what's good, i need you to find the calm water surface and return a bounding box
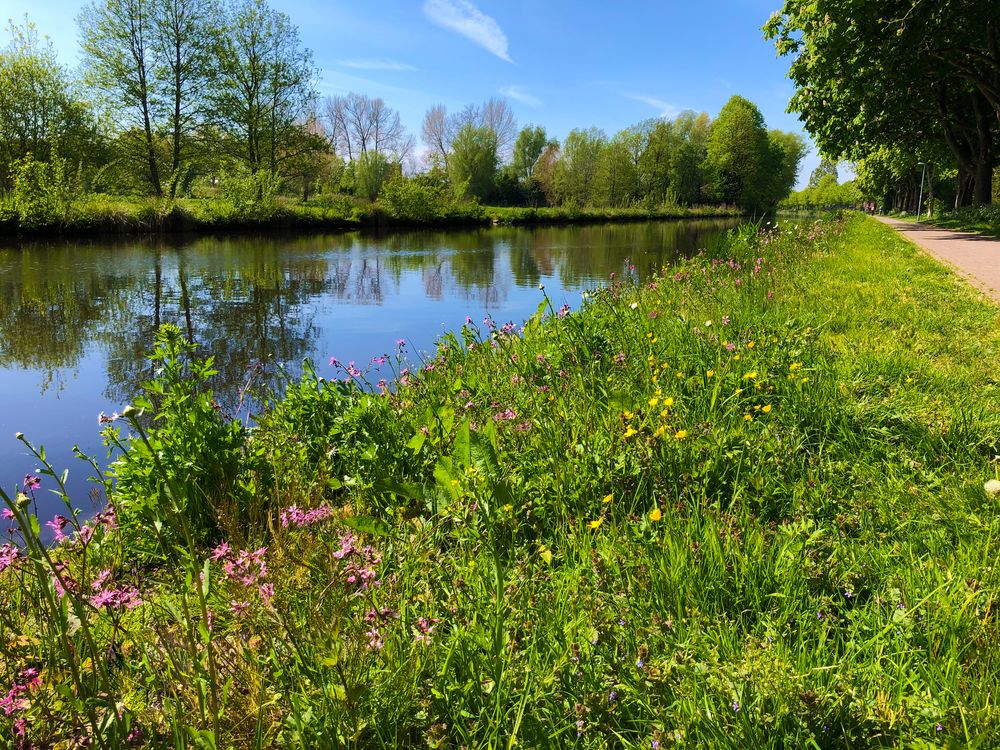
[0,219,738,518]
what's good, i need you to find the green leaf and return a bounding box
[453,419,471,468]
[341,515,391,537]
[406,431,427,454]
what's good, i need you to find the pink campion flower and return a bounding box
[46,515,69,542]
[14,718,26,737]
[22,474,40,492]
[77,525,94,545]
[0,544,19,574]
[91,569,112,591]
[230,600,250,617]
[396,338,406,347]
[558,304,570,318]
[210,542,230,560]
[259,583,275,605]
[1,508,13,520]
[329,357,339,366]
[366,627,383,651]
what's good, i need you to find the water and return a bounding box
[0,219,739,519]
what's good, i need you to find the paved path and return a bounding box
[876,216,1000,304]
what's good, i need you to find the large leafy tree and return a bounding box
[79,0,164,195]
[511,125,548,182]
[212,0,317,175]
[448,124,498,201]
[765,0,1000,205]
[555,128,606,206]
[0,20,100,188]
[152,0,221,195]
[705,96,772,211]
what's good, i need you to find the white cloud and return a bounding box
[500,85,541,107]
[338,58,417,72]
[423,0,513,63]
[623,93,681,119]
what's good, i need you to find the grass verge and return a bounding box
[2,214,1000,748]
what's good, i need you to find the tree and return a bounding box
[324,92,413,163]
[555,128,606,206]
[808,157,839,188]
[212,0,317,175]
[704,96,771,211]
[668,111,711,205]
[0,20,99,189]
[448,124,498,201]
[79,0,164,195]
[151,0,220,195]
[765,0,1000,205]
[511,125,547,181]
[421,104,451,169]
[764,129,807,206]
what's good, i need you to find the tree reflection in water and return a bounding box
[0,219,739,517]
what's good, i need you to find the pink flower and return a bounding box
[231,600,251,617]
[0,544,19,573]
[210,542,230,560]
[1,509,13,521]
[259,583,274,605]
[46,515,69,542]
[22,474,40,492]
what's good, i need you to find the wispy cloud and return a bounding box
[500,85,541,107]
[338,58,417,72]
[423,0,513,63]
[623,93,681,119]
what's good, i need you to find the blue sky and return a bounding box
[4,0,825,187]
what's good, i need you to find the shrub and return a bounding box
[219,167,282,219]
[10,153,73,228]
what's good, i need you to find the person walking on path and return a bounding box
[876,216,1000,304]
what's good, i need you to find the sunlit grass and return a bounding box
[3,214,1000,747]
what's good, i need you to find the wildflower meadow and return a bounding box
[3,214,1000,748]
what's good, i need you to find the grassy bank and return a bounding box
[0,194,742,238]
[888,205,1000,238]
[3,214,1000,748]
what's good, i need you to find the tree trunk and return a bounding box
[974,159,993,205]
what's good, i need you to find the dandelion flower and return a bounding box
[674,430,688,440]
[707,370,715,378]
[762,404,772,413]
[588,518,604,530]
[648,508,662,522]
[602,493,613,504]
[986,479,1000,497]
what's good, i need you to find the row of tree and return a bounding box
[766,0,999,211]
[1,1,805,217]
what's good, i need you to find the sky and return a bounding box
[3,0,826,188]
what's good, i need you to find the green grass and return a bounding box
[3,214,1000,748]
[0,193,742,237]
[889,204,1000,239]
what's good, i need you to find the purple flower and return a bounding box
[22,474,40,492]
[1,508,13,521]
[46,515,69,542]
[731,700,740,712]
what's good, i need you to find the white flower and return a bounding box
[630,302,639,310]
[704,320,713,327]
[985,479,1000,497]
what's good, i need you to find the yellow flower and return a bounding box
[651,337,658,343]
[648,397,659,407]
[663,397,674,407]
[747,341,755,349]
[744,371,758,380]
[588,518,604,530]
[762,404,772,413]
[623,427,638,438]
[646,332,653,339]
[789,362,802,371]
[503,504,513,512]
[674,429,688,440]
[905,377,914,384]
[706,370,715,378]
[624,411,635,420]
[648,508,662,522]
[734,354,741,361]
[602,493,613,504]
[744,414,753,421]
[659,409,670,418]
[653,425,666,438]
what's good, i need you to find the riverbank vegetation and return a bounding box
[4,214,1000,747]
[766,1,1000,214]
[0,1,803,235]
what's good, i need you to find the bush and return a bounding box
[378,177,448,221]
[219,167,282,219]
[10,153,73,228]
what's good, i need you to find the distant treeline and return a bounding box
[1,0,805,230]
